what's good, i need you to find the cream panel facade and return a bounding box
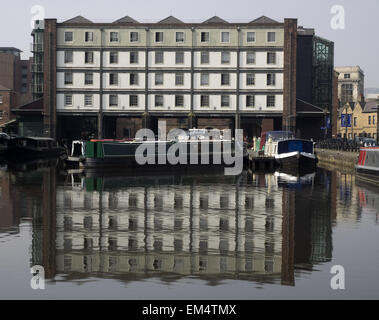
[193,51,237,68]
[57,51,101,68]
[147,94,191,111]
[148,28,192,47]
[239,73,283,90]
[57,72,100,89]
[57,93,100,110]
[240,28,284,47]
[103,28,148,47]
[239,94,283,111]
[57,28,102,47]
[148,51,192,68]
[193,94,237,111]
[193,73,237,90]
[103,73,146,89]
[103,94,145,111]
[148,72,191,90]
[103,51,146,68]
[239,51,284,68]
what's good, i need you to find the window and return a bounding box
[65,31,73,42]
[369,116,371,125]
[85,72,93,85]
[246,52,255,64]
[354,117,357,127]
[155,32,164,42]
[84,95,93,106]
[110,52,118,64]
[130,73,138,85]
[155,51,164,64]
[200,73,209,85]
[201,51,209,64]
[221,32,229,43]
[155,73,163,85]
[64,51,73,63]
[64,72,73,85]
[64,94,72,106]
[130,95,138,106]
[267,32,276,42]
[267,52,276,64]
[175,73,184,85]
[110,32,119,42]
[130,51,138,64]
[246,95,255,107]
[221,73,230,85]
[246,73,255,86]
[0,95,3,104]
[344,74,351,79]
[267,95,276,107]
[267,73,276,86]
[175,95,184,107]
[109,73,118,85]
[201,32,209,42]
[341,84,353,103]
[176,32,184,42]
[130,32,139,42]
[201,95,209,107]
[374,116,376,125]
[247,32,256,42]
[109,95,118,106]
[221,95,230,107]
[175,52,184,64]
[221,51,230,64]
[85,51,93,64]
[155,95,164,107]
[0,111,3,119]
[85,32,93,42]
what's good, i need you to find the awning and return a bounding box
[0,119,17,128]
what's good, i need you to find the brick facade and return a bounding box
[283,19,297,132]
[43,19,57,138]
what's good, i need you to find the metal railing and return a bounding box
[315,139,361,152]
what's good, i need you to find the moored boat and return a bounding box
[261,131,317,173]
[6,136,65,161]
[356,147,379,186]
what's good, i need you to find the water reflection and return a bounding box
[1,165,376,289]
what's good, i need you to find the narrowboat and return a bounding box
[356,147,379,186]
[68,135,246,169]
[261,131,317,172]
[6,137,65,161]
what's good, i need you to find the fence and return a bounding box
[315,139,361,152]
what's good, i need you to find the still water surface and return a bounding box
[0,164,378,299]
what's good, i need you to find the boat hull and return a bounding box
[276,152,317,174]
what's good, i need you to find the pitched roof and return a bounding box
[363,100,379,113]
[249,15,279,24]
[63,15,93,24]
[13,98,43,112]
[158,16,184,24]
[0,84,11,91]
[202,16,229,24]
[113,16,139,24]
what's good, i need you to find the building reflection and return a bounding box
[0,166,348,287]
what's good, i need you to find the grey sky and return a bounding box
[1,0,378,88]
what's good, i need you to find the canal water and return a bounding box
[0,164,378,300]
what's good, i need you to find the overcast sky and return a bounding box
[1,0,378,88]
